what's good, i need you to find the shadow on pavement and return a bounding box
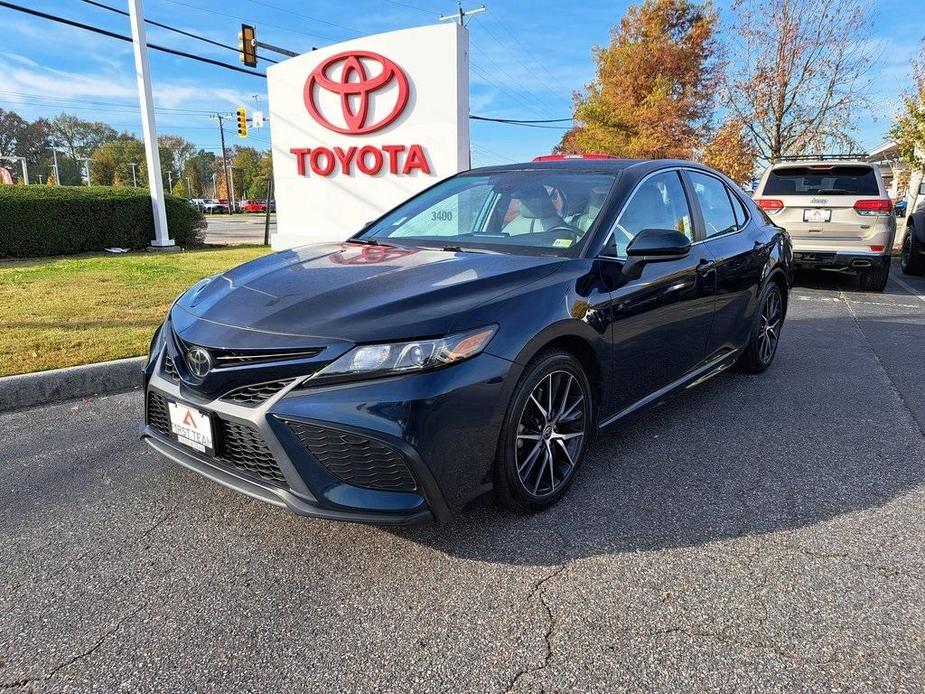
[388,305,925,565]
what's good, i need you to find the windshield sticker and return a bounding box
[553,238,573,248]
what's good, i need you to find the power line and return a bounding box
[0,1,267,78]
[471,115,573,124]
[160,0,342,44]
[79,0,279,64]
[477,13,572,96]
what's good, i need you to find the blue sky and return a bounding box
[1,0,921,166]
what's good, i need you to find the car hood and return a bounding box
[172,242,564,345]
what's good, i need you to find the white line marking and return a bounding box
[891,274,925,304]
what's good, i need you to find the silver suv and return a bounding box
[754,157,896,291]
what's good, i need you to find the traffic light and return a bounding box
[239,24,257,68]
[236,107,248,138]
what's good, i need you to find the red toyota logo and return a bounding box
[304,50,410,135]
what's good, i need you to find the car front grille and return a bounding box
[221,379,295,406]
[284,420,417,492]
[173,333,324,369]
[146,390,287,487]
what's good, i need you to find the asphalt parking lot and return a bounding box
[203,214,276,245]
[2,266,924,693]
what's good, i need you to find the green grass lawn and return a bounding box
[0,246,271,377]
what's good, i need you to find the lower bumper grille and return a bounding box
[146,391,286,486]
[284,420,417,492]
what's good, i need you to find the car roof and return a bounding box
[465,158,715,175]
[769,159,873,168]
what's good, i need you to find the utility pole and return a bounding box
[211,172,217,198]
[48,147,61,186]
[129,162,139,187]
[128,0,174,248]
[186,175,192,198]
[211,113,235,212]
[438,2,486,25]
[167,170,173,193]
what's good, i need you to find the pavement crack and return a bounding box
[0,605,144,690]
[505,563,570,693]
[840,290,925,437]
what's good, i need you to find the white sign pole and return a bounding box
[128,0,174,248]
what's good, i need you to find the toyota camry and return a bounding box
[142,158,792,524]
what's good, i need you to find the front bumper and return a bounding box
[142,349,516,524]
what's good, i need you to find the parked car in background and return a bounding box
[900,180,925,275]
[201,199,228,214]
[142,157,791,524]
[753,156,895,291]
[242,199,268,213]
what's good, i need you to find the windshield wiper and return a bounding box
[347,237,389,246]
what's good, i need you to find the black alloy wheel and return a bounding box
[901,232,925,276]
[494,351,593,512]
[757,286,783,366]
[737,281,785,374]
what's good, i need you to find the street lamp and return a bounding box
[47,146,62,186]
[77,157,93,186]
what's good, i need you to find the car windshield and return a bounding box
[764,165,879,196]
[358,170,617,256]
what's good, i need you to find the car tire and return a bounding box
[736,280,785,375]
[493,350,594,513]
[859,258,890,292]
[901,232,925,276]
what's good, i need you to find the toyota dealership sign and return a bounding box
[267,23,470,249]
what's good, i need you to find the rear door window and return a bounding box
[688,171,737,238]
[763,166,879,196]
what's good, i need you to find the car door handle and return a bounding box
[696,259,716,276]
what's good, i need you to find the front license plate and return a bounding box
[167,401,214,455]
[803,208,831,223]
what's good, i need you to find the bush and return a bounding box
[0,186,206,258]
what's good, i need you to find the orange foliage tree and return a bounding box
[558,0,718,159]
[700,119,757,183]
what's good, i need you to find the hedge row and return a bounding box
[0,186,206,258]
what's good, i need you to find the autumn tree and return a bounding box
[890,40,925,204]
[50,114,117,160]
[700,119,757,183]
[90,138,146,186]
[723,0,874,161]
[890,41,925,169]
[558,0,718,159]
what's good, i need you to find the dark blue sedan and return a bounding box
[142,158,792,524]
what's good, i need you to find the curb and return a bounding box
[0,357,146,413]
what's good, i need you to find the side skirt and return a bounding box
[598,349,740,431]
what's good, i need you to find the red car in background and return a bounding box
[242,199,268,213]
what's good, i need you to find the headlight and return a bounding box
[309,325,497,384]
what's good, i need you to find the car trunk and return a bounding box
[758,165,887,241]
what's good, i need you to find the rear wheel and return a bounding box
[737,281,784,374]
[859,258,890,292]
[901,232,925,276]
[494,350,593,513]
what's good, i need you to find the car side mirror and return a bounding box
[621,228,691,279]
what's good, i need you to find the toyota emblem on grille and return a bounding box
[186,347,212,378]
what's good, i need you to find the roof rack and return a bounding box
[773,153,868,163]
